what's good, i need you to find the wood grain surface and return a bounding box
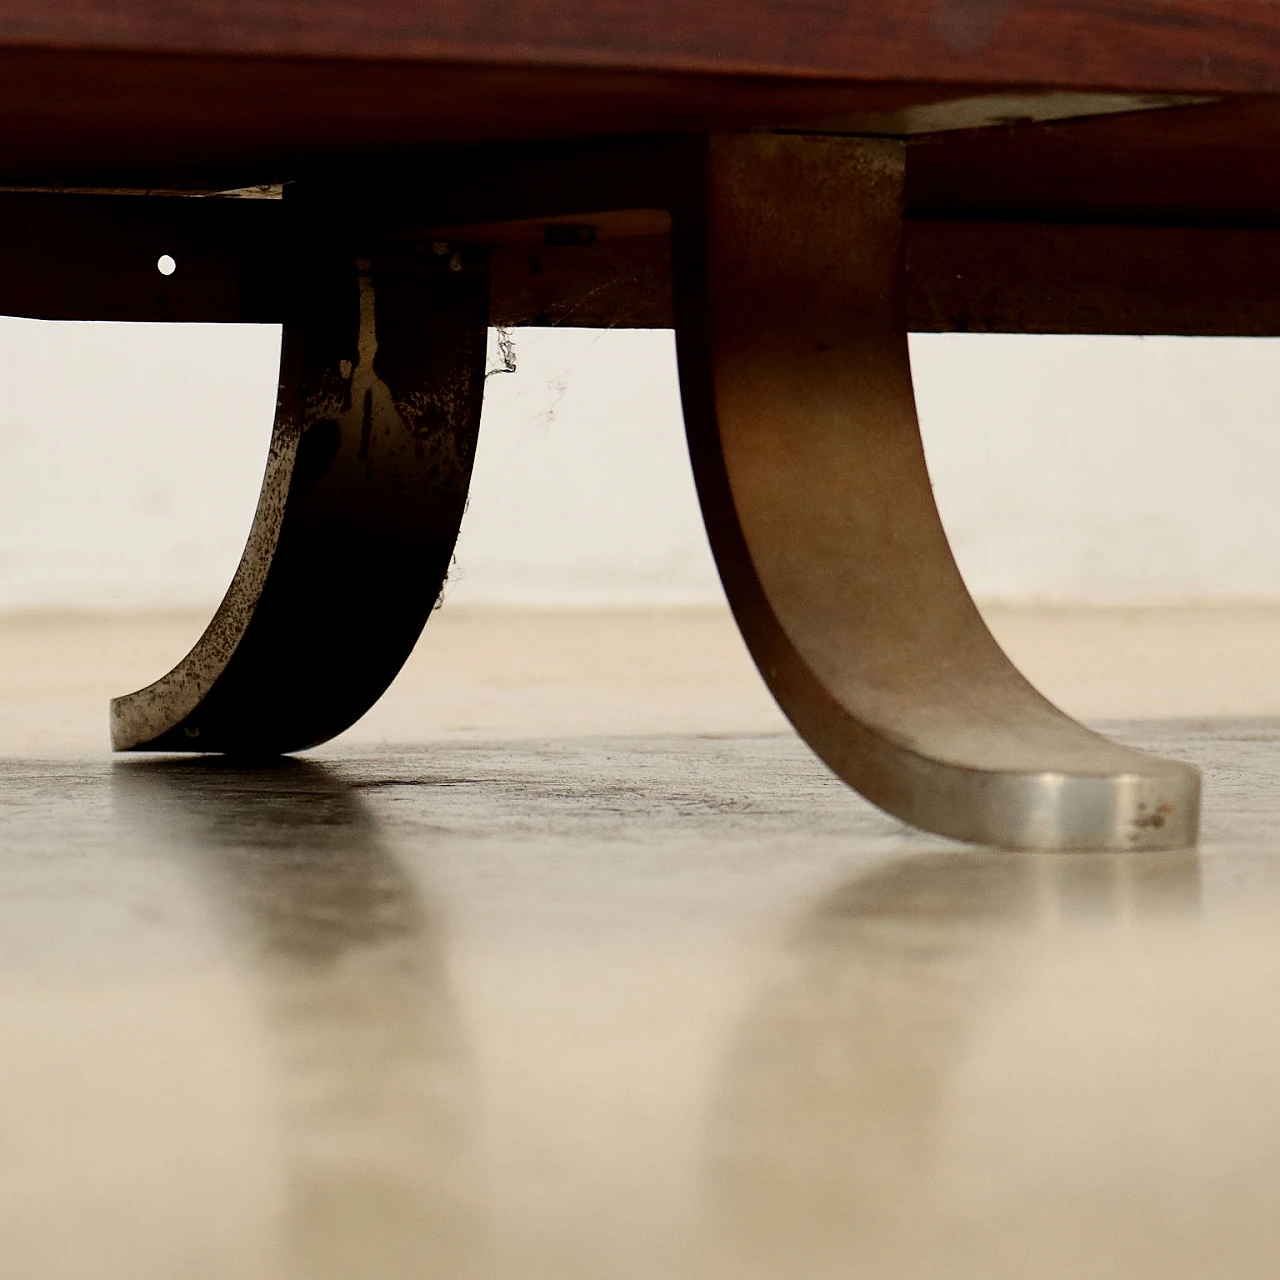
[0,50,991,182]
[1,0,1279,95]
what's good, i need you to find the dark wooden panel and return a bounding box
[907,97,1280,225]
[904,221,1280,336]
[0,50,976,185]
[0,53,1277,236]
[489,236,673,330]
[3,56,1278,233]
[488,221,1280,335]
[0,2,1278,214]
[4,191,1280,338]
[0,194,281,322]
[2,0,1280,95]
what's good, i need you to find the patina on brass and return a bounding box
[111,228,488,754]
[671,133,1199,850]
[107,134,1201,849]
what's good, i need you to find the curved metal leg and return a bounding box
[112,242,488,754]
[671,133,1199,850]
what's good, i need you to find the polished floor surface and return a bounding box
[4,609,1280,1278]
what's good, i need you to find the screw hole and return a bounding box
[156,254,177,277]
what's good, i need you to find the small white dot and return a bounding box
[156,254,177,276]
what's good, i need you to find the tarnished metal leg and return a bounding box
[672,133,1199,850]
[112,242,488,754]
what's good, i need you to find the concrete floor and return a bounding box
[4,607,1280,1278]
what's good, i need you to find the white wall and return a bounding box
[0,316,1277,610]
[915,333,1280,604]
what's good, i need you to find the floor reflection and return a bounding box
[112,758,482,1280]
[706,848,1203,1280]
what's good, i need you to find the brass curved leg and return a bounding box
[112,242,488,754]
[672,133,1199,850]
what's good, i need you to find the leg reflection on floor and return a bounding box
[2,728,1280,1278]
[112,759,483,1280]
[707,849,1206,1280]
